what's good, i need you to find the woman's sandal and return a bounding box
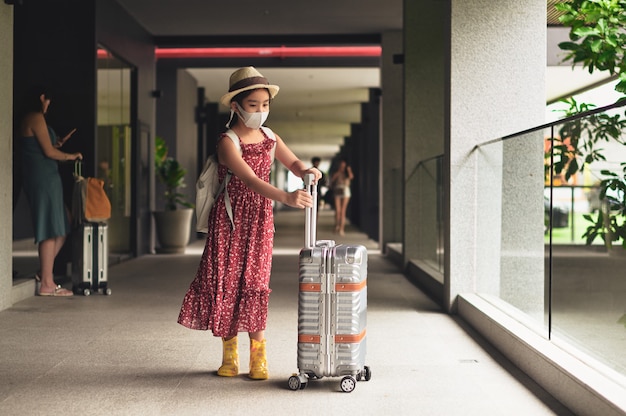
[38,285,73,297]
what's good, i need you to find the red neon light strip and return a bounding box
[98,46,380,59]
[154,46,381,59]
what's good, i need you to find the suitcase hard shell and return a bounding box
[288,174,371,393]
[72,222,111,296]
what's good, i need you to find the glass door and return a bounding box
[97,46,132,257]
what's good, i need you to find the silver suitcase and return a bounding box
[288,175,371,393]
[72,222,111,296]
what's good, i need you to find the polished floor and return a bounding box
[3,209,574,416]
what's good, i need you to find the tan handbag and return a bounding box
[72,162,111,225]
[85,177,111,222]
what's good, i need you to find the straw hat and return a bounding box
[219,66,280,107]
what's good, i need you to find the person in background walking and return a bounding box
[330,158,354,236]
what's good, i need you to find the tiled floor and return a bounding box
[3,209,574,415]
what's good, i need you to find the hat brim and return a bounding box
[220,84,280,108]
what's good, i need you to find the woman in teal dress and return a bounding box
[18,87,82,296]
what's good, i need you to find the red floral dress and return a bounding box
[178,131,275,337]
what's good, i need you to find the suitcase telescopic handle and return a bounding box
[74,160,82,177]
[304,173,317,248]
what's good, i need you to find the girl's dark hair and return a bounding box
[232,89,257,106]
[229,90,254,127]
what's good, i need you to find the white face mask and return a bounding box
[235,103,269,129]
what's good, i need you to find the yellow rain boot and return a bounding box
[249,338,269,380]
[217,337,239,377]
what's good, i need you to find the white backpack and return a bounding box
[195,127,276,233]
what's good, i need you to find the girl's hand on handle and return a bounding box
[302,167,322,184]
[284,189,313,209]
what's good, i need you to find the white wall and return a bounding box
[0,4,14,311]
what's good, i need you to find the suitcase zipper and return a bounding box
[324,245,335,376]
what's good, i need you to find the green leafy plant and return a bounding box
[155,136,193,210]
[550,97,626,181]
[551,97,626,249]
[581,163,626,248]
[556,0,626,92]
[554,0,626,248]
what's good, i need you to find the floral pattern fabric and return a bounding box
[178,132,275,337]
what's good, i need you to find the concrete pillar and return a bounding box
[403,1,446,270]
[175,69,200,212]
[1,3,13,311]
[351,88,380,241]
[447,0,546,315]
[156,67,200,213]
[381,31,404,252]
[404,0,546,316]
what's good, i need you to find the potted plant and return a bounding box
[153,136,194,253]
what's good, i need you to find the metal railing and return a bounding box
[407,154,445,276]
[472,99,626,382]
[405,100,626,380]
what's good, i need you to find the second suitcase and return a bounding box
[288,174,371,393]
[72,222,111,296]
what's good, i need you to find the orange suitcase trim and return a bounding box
[335,280,367,292]
[299,283,321,292]
[298,330,366,345]
[298,334,321,343]
[335,329,366,344]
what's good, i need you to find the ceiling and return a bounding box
[114,0,612,160]
[115,0,403,37]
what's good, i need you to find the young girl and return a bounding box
[177,67,321,380]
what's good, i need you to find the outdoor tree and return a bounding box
[557,0,626,90]
[554,0,626,248]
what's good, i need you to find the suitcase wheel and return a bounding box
[82,288,91,296]
[96,282,111,296]
[340,376,357,393]
[363,366,372,381]
[355,366,372,382]
[288,375,307,391]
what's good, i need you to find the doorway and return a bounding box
[97,46,133,259]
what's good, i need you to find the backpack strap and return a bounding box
[223,129,241,153]
[218,131,241,229]
[260,126,277,161]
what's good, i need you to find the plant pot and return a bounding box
[154,208,193,254]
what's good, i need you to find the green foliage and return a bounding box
[556,0,626,92]
[551,97,626,181]
[581,163,626,248]
[555,0,626,247]
[155,136,194,210]
[552,99,626,247]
